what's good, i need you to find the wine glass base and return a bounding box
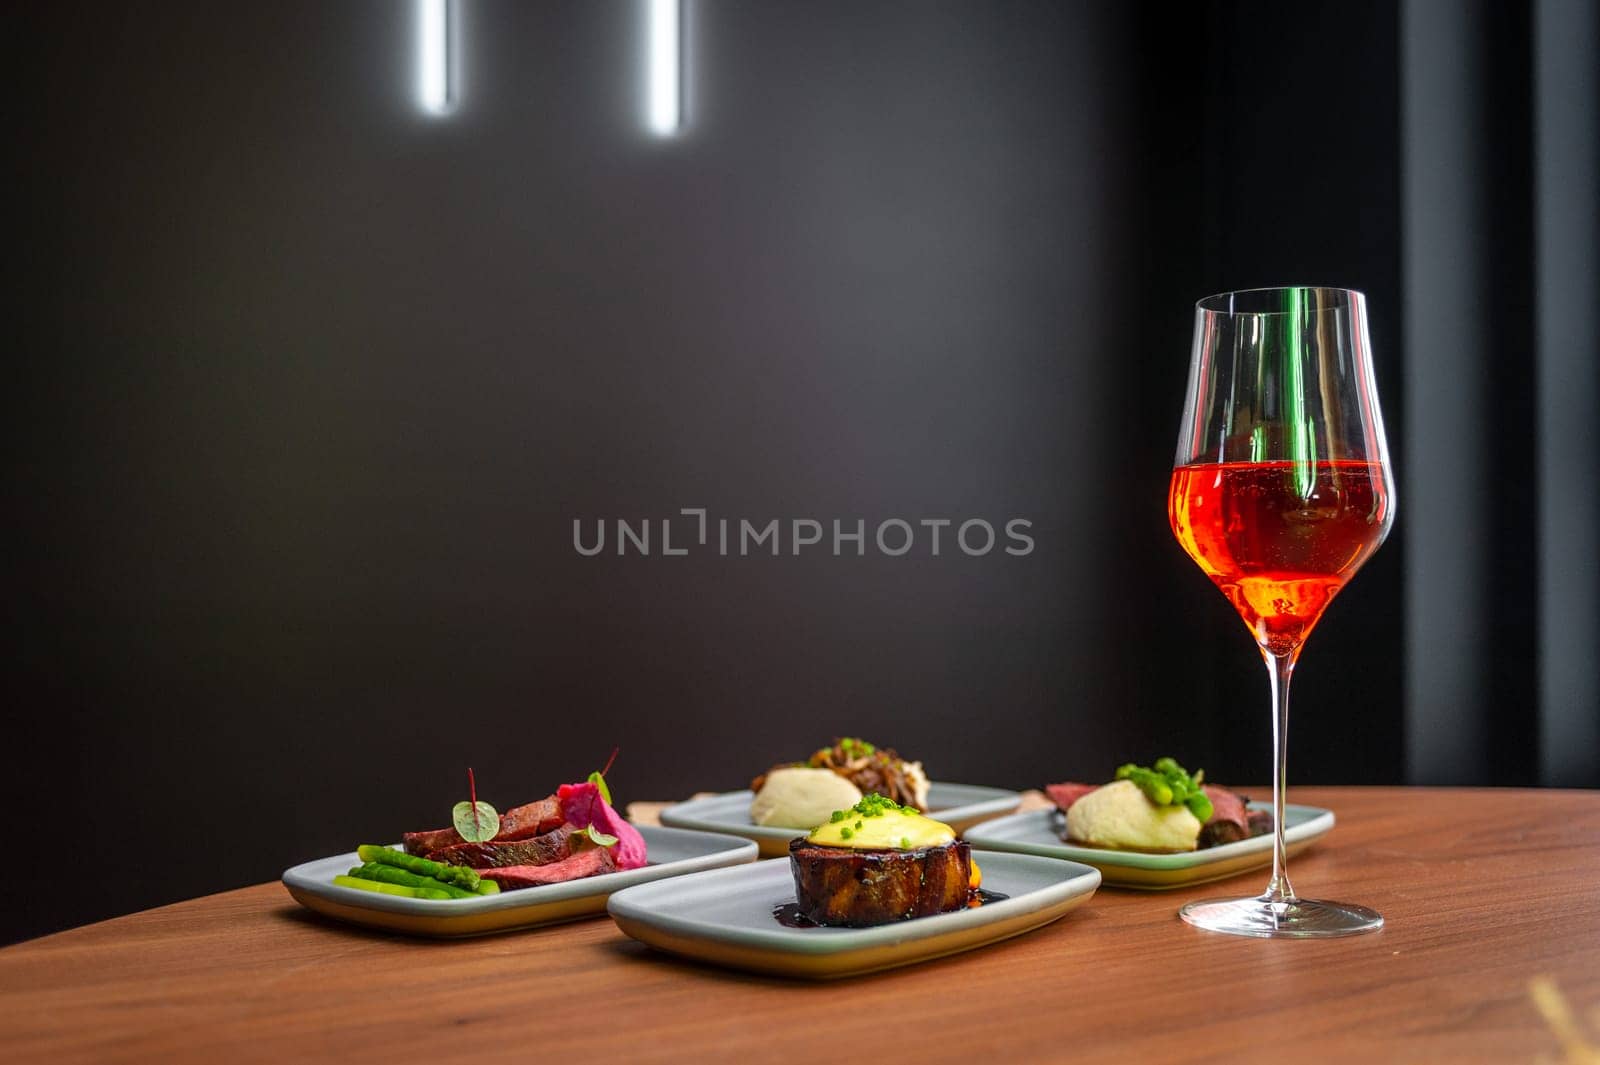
[1179,895,1383,939]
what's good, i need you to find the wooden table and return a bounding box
[4,788,1598,1064]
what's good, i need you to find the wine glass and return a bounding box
[1169,286,1394,938]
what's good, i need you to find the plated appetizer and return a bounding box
[779,793,994,928]
[660,780,1022,859]
[1047,758,1270,854]
[341,759,647,899]
[749,737,930,828]
[606,844,1100,979]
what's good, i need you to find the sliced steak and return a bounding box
[495,797,566,841]
[1198,785,1254,846]
[424,824,577,869]
[402,796,566,857]
[478,849,617,890]
[788,838,972,927]
[402,825,463,856]
[1045,782,1100,812]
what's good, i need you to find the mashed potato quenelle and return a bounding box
[749,767,864,829]
[1064,779,1203,852]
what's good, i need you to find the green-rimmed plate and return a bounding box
[607,850,1099,979]
[658,782,1022,859]
[963,802,1334,889]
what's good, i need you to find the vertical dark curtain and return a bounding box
[1131,0,1409,790]
[1402,0,1600,786]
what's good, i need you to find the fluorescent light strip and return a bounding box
[418,0,455,117]
[648,0,682,135]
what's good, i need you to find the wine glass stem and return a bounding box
[1263,647,1299,904]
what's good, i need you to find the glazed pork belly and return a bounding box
[789,838,972,926]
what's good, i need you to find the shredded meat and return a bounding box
[751,739,927,810]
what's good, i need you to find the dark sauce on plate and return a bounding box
[771,903,819,928]
[772,888,1010,929]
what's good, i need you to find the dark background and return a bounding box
[5,1,1594,946]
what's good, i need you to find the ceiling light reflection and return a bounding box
[417,0,456,117]
[647,0,682,136]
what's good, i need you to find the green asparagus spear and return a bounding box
[356,844,481,891]
[332,874,452,900]
[347,863,481,899]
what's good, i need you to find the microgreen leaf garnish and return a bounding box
[452,767,500,842]
[583,824,619,848]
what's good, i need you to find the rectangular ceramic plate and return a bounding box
[281,825,759,937]
[607,850,1100,979]
[962,802,1334,889]
[658,782,1022,858]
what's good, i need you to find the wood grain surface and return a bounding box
[3,787,1598,1064]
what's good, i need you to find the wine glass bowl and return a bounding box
[1169,460,1391,657]
[1170,286,1394,938]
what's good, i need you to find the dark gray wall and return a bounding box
[6,1,1413,944]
